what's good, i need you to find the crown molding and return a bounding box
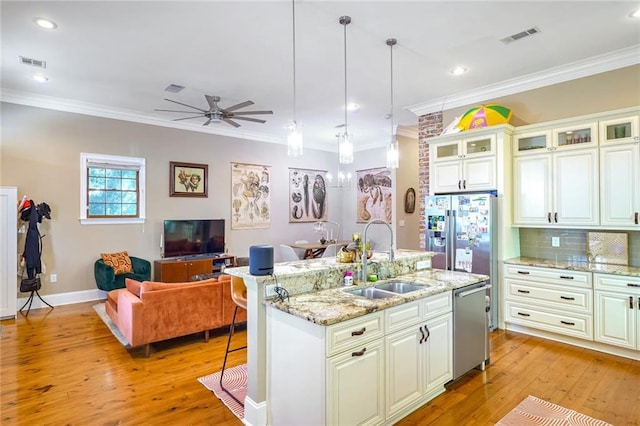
[406,45,640,117]
[0,89,285,145]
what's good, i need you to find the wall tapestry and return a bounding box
[356,167,393,223]
[231,162,271,229]
[288,168,328,222]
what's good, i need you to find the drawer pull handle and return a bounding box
[560,320,575,326]
[423,325,430,342]
[547,212,551,223]
[458,180,462,190]
[638,297,639,311]
[517,312,530,317]
[554,212,558,223]
[560,296,575,301]
[352,347,367,357]
[351,327,366,336]
[559,275,574,280]
[627,283,640,288]
[517,271,530,275]
[462,180,466,189]
[635,212,639,225]
[630,296,634,310]
[419,325,425,344]
[517,289,530,294]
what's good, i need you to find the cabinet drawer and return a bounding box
[422,291,452,321]
[505,279,592,314]
[385,300,422,334]
[594,273,640,294]
[506,302,592,340]
[504,265,591,288]
[326,312,384,357]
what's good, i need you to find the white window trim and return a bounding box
[80,152,146,225]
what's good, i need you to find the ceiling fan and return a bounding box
[155,95,273,128]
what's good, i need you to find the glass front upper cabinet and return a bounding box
[463,134,495,157]
[433,141,460,160]
[514,130,551,155]
[599,115,639,145]
[554,122,598,149]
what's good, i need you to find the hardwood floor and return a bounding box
[2,302,639,425]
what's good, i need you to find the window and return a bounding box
[80,153,146,225]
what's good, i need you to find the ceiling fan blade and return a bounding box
[172,115,206,121]
[155,109,202,113]
[231,116,267,124]
[202,118,213,126]
[223,118,241,128]
[228,110,273,116]
[205,95,219,110]
[164,98,207,112]
[223,100,254,112]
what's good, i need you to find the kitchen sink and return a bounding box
[343,287,396,299]
[374,281,423,294]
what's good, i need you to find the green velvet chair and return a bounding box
[94,257,151,291]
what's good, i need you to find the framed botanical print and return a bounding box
[356,167,392,223]
[231,162,271,229]
[170,161,208,197]
[289,168,328,222]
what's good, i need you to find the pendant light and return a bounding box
[386,38,399,169]
[287,0,303,157]
[338,15,353,164]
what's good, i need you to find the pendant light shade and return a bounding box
[287,0,303,157]
[386,38,399,169]
[338,133,353,164]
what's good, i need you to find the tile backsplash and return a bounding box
[518,228,640,267]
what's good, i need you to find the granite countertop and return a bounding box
[265,269,489,326]
[504,257,640,277]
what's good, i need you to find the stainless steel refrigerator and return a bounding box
[425,192,497,330]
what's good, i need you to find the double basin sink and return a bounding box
[344,281,423,299]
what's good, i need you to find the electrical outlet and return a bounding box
[50,274,57,283]
[551,237,560,247]
[416,259,431,270]
[265,284,277,298]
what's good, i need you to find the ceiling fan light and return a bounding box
[287,126,303,157]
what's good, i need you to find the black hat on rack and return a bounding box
[36,202,51,222]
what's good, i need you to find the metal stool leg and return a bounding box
[219,305,247,407]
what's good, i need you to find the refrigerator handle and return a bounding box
[447,209,454,270]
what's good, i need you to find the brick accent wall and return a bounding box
[417,112,443,249]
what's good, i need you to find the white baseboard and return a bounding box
[243,396,267,426]
[17,288,107,312]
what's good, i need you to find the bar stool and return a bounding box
[219,276,247,406]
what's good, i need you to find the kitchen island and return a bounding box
[224,250,489,425]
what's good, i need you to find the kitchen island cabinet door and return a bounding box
[327,339,385,426]
[423,313,453,393]
[385,326,423,419]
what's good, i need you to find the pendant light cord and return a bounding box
[292,0,297,125]
[340,16,351,137]
[387,38,397,138]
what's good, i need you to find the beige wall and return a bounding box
[395,135,420,250]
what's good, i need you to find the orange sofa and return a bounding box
[106,275,243,356]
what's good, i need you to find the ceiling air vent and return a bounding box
[164,84,185,93]
[19,56,47,68]
[500,27,541,44]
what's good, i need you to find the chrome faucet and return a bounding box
[362,219,394,282]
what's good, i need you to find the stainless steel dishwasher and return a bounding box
[452,281,492,381]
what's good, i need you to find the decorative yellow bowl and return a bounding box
[336,248,355,263]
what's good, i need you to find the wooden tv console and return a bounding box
[153,255,237,283]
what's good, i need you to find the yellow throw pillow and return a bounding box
[101,251,133,275]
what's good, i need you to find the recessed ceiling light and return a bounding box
[33,17,57,29]
[347,103,360,111]
[450,66,468,76]
[631,8,640,18]
[33,75,49,83]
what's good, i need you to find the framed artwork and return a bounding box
[289,168,328,222]
[170,161,208,197]
[404,187,416,213]
[231,162,271,229]
[356,167,392,223]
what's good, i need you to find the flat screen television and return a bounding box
[162,219,225,258]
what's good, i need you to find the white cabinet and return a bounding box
[599,138,640,228]
[267,291,453,426]
[513,148,599,226]
[384,293,452,422]
[599,115,639,145]
[594,273,640,351]
[504,264,593,340]
[429,129,510,194]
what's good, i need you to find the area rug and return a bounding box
[198,364,246,421]
[92,302,131,348]
[497,395,612,425]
